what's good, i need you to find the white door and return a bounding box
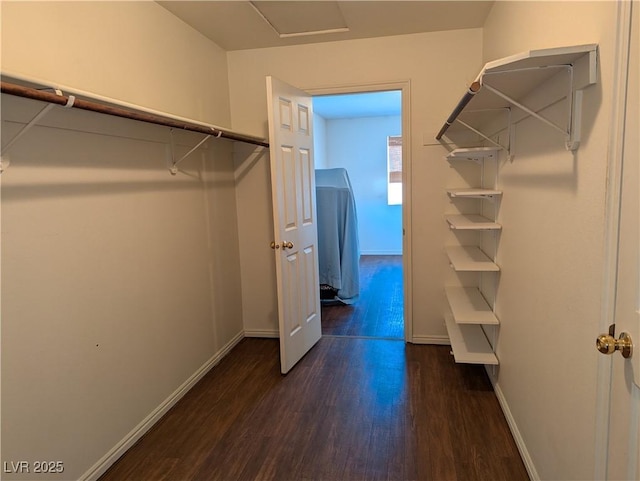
[602,2,640,479]
[266,76,322,374]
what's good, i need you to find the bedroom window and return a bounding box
[387,135,402,205]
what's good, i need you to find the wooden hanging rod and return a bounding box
[435,81,481,140]
[1,81,269,148]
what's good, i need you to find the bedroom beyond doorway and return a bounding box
[321,255,403,339]
[313,90,404,340]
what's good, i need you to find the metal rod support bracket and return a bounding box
[0,89,78,173]
[0,101,57,173]
[167,131,212,175]
[481,64,584,151]
[454,118,510,154]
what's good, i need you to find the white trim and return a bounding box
[79,331,245,481]
[410,334,450,345]
[244,328,279,338]
[307,80,413,344]
[595,2,634,479]
[493,382,540,481]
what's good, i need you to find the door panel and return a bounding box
[284,253,301,336]
[281,146,297,230]
[606,2,639,479]
[266,76,321,374]
[300,148,313,225]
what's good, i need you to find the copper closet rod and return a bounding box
[1,81,270,148]
[435,81,482,140]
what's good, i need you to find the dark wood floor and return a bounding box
[100,338,529,481]
[322,255,404,339]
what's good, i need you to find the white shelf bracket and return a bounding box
[0,156,11,174]
[454,118,510,154]
[482,64,585,152]
[446,107,512,158]
[566,89,583,151]
[1,102,55,174]
[0,89,75,174]
[482,82,567,134]
[1,103,55,157]
[166,129,215,175]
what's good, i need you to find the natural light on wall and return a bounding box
[387,135,402,205]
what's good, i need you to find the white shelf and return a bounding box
[445,286,499,325]
[445,214,501,231]
[446,246,499,272]
[447,188,502,199]
[446,147,499,161]
[475,44,598,106]
[437,44,598,152]
[445,315,499,365]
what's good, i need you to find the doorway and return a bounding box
[312,89,407,340]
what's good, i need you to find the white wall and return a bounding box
[228,29,484,339]
[2,3,619,480]
[481,2,618,480]
[1,3,243,480]
[0,1,231,125]
[324,115,402,255]
[313,113,329,169]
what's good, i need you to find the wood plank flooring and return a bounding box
[322,255,404,338]
[99,338,529,481]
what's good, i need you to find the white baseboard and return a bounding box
[410,335,450,345]
[244,328,279,338]
[492,382,540,481]
[80,330,245,481]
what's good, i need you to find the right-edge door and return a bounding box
[605,2,640,478]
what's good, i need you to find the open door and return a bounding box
[266,76,322,374]
[597,2,639,478]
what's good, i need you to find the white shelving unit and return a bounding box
[438,44,600,366]
[436,44,599,153]
[447,188,502,199]
[444,147,500,365]
[446,147,499,161]
[446,246,499,272]
[445,214,501,231]
[445,316,499,365]
[445,287,499,325]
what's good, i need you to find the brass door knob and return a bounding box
[270,241,280,250]
[282,241,294,249]
[596,332,633,359]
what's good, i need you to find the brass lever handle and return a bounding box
[596,332,633,359]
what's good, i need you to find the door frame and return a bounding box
[306,80,413,342]
[594,1,634,478]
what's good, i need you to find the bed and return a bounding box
[315,168,360,304]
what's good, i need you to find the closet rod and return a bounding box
[435,81,481,140]
[1,81,269,148]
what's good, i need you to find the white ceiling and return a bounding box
[158,1,495,51]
